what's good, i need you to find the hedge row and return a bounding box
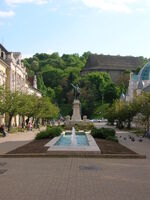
[35,126,62,140]
[91,127,118,142]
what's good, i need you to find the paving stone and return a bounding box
[0,157,149,200]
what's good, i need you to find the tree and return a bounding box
[137,93,150,132]
[80,72,120,117]
[32,60,39,74]
[123,101,138,129]
[0,89,21,131]
[36,97,59,120]
[23,52,125,117]
[106,98,139,129]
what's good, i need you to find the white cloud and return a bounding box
[81,0,150,13]
[49,4,60,12]
[0,10,15,17]
[5,0,48,5]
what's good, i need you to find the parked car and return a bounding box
[90,119,101,123]
[101,119,108,122]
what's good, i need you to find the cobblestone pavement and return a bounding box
[0,157,150,200]
[0,128,150,200]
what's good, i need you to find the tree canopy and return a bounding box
[0,87,59,131]
[23,52,124,118]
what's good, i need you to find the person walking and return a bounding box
[28,122,33,131]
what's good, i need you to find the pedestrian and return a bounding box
[0,124,6,137]
[28,122,32,131]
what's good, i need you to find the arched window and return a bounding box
[1,51,4,58]
[1,51,6,60]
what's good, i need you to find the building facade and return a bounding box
[125,61,150,102]
[0,44,42,126]
[0,47,9,124]
[81,54,142,83]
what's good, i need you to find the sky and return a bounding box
[0,0,150,58]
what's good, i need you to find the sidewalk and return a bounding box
[0,129,39,154]
[96,123,149,158]
[116,130,150,159]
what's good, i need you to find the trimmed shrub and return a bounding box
[102,128,115,138]
[35,126,62,140]
[64,123,94,131]
[106,135,118,143]
[91,127,116,141]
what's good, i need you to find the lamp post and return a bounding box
[101,93,104,120]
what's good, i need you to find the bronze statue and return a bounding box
[71,84,80,100]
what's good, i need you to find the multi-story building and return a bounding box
[0,45,9,124]
[0,44,42,126]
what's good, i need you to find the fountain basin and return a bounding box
[55,132,89,146]
[45,131,100,152]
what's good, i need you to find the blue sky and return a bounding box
[0,0,150,58]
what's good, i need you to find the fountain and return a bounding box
[71,127,77,145]
[45,84,100,153]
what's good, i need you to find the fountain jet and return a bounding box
[71,127,77,145]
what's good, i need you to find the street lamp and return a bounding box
[101,93,104,120]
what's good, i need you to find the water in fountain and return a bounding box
[71,127,77,145]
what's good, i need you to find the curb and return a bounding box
[0,153,146,159]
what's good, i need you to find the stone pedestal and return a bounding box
[71,100,82,121]
[65,115,71,125]
[83,115,88,123]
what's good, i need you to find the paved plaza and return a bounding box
[0,129,150,200]
[0,131,37,154]
[0,157,150,200]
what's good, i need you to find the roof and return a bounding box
[138,61,150,80]
[131,74,139,81]
[82,54,142,72]
[137,79,144,90]
[143,84,150,92]
[13,52,21,59]
[0,44,10,66]
[0,44,9,54]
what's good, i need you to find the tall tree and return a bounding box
[0,89,21,131]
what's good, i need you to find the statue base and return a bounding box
[71,99,82,122]
[65,100,91,128]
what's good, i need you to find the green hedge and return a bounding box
[106,135,118,142]
[35,126,62,140]
[91,127,118,142]
[63,123,94,131]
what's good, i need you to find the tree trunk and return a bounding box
[22,115,25,129]
[26,117,30,126]
[146,116,150,132]
[117,120,124,129]
[127,118,131,129]
[8,115,13,132]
